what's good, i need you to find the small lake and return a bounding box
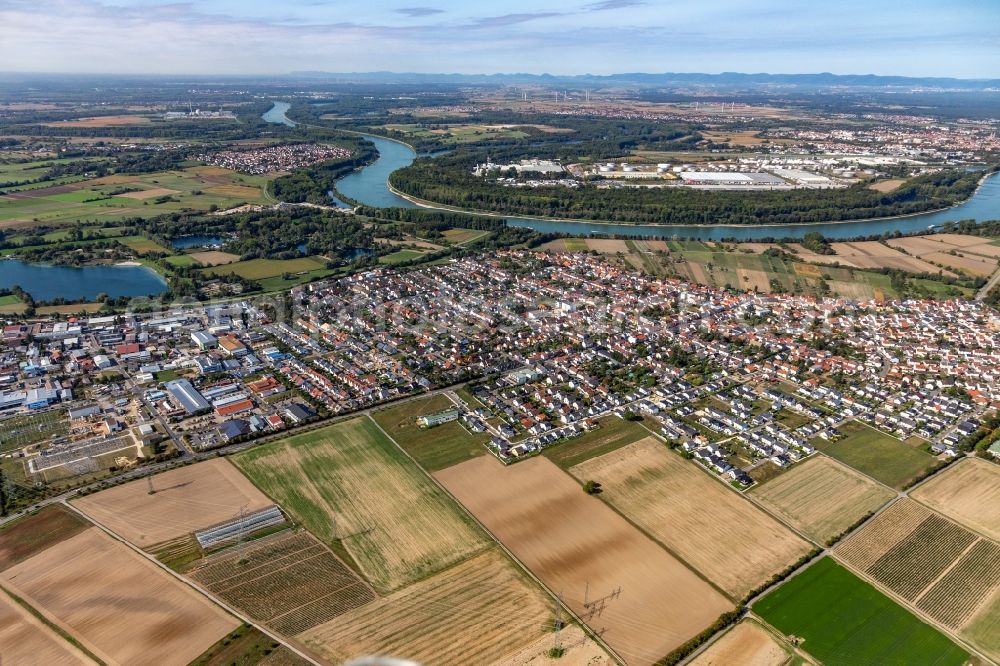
[263,101,1000,240]
[172,235,225,249]
[0,260,168,302]
[261,101,295,127]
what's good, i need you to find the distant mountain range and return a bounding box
[287,70,1000,91]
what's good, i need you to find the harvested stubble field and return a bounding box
[188,529,375,636]
[911,458,1000,540]
[750,455,895,543]
[72,458,274,547]
[569,438,811,598]
[0,588,95,665]
[0,527,238,666]
[436,455,732,666]
[189,250,241,266]
[688,620,789,666]
[234,417,488,593]
[299,549,560,666]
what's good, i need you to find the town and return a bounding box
[3,250,997,495]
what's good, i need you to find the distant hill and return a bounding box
[287,70,1000,91]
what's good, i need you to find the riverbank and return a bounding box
[264,102,1000,240]
[388,174,994,231]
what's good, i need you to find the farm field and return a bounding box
[119,235,173,254]
[71,458,274,547]
[0,166,268,228]
[188,529,376,636]
[189,250,241,266]
[688,620,790,666]
[837,499,1000,661]
[436,455,732,666]
[888,236,1000,277]
[754,557,968,666]
[0,527,239,666]
[541,238,972,299]
[750,455,895,543]
[817,420,938,489]
[0,588,96,666]
[370,394,488,471]
[189,624,297,666]
[234,417,488,593]
[379,248,427,265]
[299,549,562,666]
[201,256,328,280]
[542,416,650,469]
[569,438,812,598]
[910,458,1000,540]
[0,504,90,570]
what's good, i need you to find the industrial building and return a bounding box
[164,379,211,415]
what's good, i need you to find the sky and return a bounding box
[1,0,998,78]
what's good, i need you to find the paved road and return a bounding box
[975,265,1000,301]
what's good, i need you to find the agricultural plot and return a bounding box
[688,620,790,666]
[370,395,487,471]
[0,167,268,228]
[0,527,239,666]
[750,455,895,543]
[916,539,1000,629]
[835,497,1000,660]
[541,416,650,469]
[569,438,812,598]
[72,458,274,547]
[188,250,241,266]
[864,514,976,600]
[202,256,328,280]
[0,589,95,666]
[817,420,938,489]
[837,499,934,571]
[119,235,173,254]
[0,410,68,453]
[436,455,732,666]
[753,557,968,666]
[234,417,488,593]
[299,549,559,666]
[0,504,90,571]
[911,458,1000,540]
[188,530,375,636]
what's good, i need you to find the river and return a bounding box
[0,261,168,302]
[268,101,1000,240]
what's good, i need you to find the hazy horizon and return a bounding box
[1,0,997,78]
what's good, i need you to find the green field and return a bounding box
[0,165,268,227]
[202,256,328,280]
[119,236,173,255]
[163,254,199,267]
[542,417,651,469]
[754,557,968,666]
[379,249,426,265]
[370,395,487,471]
[233,417,487,592]
[818,420,938,489]
[379,123,532,145]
